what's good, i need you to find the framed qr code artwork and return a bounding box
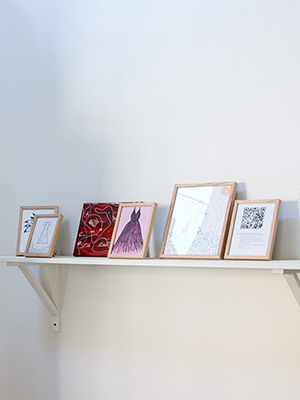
[159,182,237,260]
[224,199,281,261]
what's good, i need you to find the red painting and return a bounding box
[73,203,120,257]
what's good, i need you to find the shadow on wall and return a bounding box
[150,205,170,258]
[273,201,300,260]
[57,219,72,255]
[235,182,247,200]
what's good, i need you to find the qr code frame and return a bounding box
[224,198,281,261]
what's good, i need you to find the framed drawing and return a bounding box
[159,182,237,259]
[73,203,120,257]
[108,202,157,259]
[16,206,59,256]
[24,214,63,258]
[224,199,281,261]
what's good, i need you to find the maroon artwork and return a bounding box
[73,203,120,257]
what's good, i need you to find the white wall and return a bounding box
[0,1,59,400]
[1,0,300,399]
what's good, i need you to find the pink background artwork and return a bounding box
[114,205,152,244]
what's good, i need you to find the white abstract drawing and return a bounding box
[164,185,231,256]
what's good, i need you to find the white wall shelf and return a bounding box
[1,256,300,331]
[2,255,300,269]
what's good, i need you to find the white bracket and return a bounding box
[273,269,300,308]
[8,262,61,332]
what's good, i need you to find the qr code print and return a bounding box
[240,207,266,229]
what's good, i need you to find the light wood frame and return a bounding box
[224,199,281,261]
[16,206,59,256]
[160,182,237,260]
[24,214,63,258]
[108,202,157,259]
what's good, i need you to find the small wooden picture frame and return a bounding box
[24,214,64,258]
[160,182,237,260]
[108,202,157,259]
[224,199,281,261]
[16,206,59,256]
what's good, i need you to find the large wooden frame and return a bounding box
[108,202,157,259]
[160,182,237,260]
[224,199,281,261]
[24,214,63,258]
[16,206,59,256]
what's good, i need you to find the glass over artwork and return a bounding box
[28,217,57,254]
[24,214,63,258]
[161,183,236,258]
[16,206,59,256]
[108,202,157,259]
[224,199,281,260]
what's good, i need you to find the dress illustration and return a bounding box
[29,220,52,254]
[112,208,143,254]
[180,200,208,237]
[37,221,50,244]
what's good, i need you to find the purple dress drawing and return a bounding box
[112,208,143,254]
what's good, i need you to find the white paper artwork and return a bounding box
[20,209,56,253]
[28,217,58,254]
[228,203,275,256]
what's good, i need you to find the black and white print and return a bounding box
[240,207,266,230]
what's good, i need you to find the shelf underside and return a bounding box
[1,255,300,271]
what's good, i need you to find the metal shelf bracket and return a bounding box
[8,262,61,332]
[273,269,300,308]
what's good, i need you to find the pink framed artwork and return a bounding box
[108,202,157,259]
